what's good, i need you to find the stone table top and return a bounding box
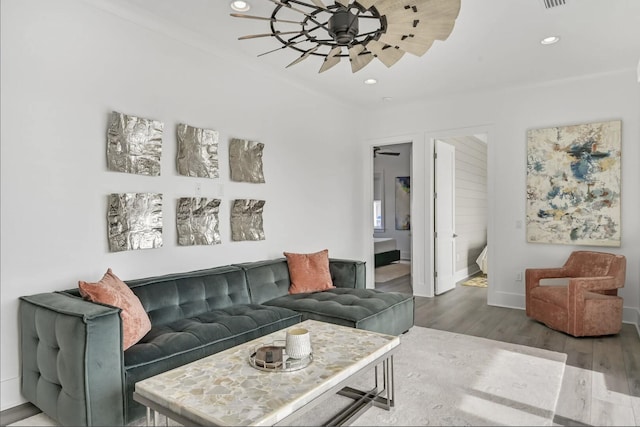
[134,320,400,426]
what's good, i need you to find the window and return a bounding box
[373,172,384,231]
[373,200,383,230]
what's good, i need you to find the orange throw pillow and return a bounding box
[79,268,151,350]
[284,249,335,294]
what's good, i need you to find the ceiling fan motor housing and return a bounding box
[328,8,359,45]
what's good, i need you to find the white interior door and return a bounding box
[435,140,456,295]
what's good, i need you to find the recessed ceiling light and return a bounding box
[230,1,250,12]
[541,36,560,45]
[364,78,378,85]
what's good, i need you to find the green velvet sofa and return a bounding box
[19,258,414,426]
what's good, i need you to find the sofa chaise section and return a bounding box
[264,288,414,336]
[238,258,415,336]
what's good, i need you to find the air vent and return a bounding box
[541,0,566,9]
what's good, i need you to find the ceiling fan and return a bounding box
[373,146,400,158]
[232,0,461,73]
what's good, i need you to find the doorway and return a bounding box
[433,134,488,296]
[372,142,413,291]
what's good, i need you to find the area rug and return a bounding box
[375,262,411,282]
[12,327,567,427]
[462,274,488,287]
[296,327,566,426]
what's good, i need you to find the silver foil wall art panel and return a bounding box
[107,111,164,176]
[229,138,265,183]
[230,199,265,241]
[107,193,163,252]
[176,197,221,246]
[177,124,219,178]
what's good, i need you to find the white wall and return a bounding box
[361,70,640,321]
[373,143,412,259]
[0,0,365,410]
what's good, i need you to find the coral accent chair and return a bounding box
[525,251,626,337]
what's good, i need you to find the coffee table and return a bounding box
[133,319,400,426]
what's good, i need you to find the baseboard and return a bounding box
[487,291,525,310]
[0,402,40,426]
[623,306,640,338]
[454,265,481,283]
[1,377,26,413]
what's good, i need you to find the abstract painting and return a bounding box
[107,193,163,252]
[176,198,221,246]
[229,138,265,183]
[176,124,219,178]
[230,199,265,241]
[395,176,411,230]
[526,120,621,246]
[107,111,163,176]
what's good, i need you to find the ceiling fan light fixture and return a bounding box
[230,1,250,12]
[364,78,378,85]
[541,35,560,45]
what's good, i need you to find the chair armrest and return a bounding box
[525,267,568,292]
[19,292,125,426]
[568,276,620,293]
[566,276,621,336]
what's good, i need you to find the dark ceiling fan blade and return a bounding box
[267,0,331,32]
[238,31,302,40]
[258,40,306,57]
[373,147,401,157]
[230,13,302,25]
[257,22,325,57]
[286,45,320,68]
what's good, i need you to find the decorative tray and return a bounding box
[248,344,313,372]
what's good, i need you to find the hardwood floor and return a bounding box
[376,275,640,426]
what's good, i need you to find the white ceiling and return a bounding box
[104,0,640,107]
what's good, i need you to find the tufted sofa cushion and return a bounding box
[123,303,300,421]
[127,266,251,327]
[237,258,366,304]
[125,304,299,368]
[64,265,252,328]
[263,288,414,336]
